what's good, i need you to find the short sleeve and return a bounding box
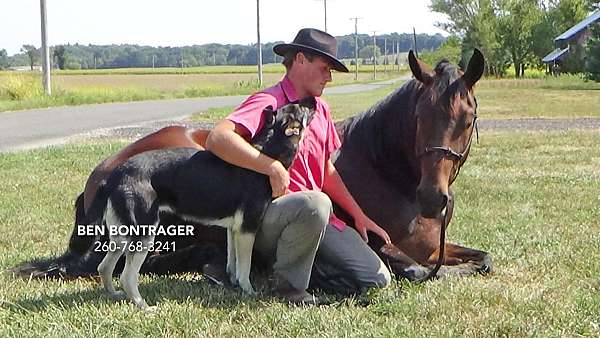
[226,92,278,139]
[320,99,342,160]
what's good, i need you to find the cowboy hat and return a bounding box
[273,28,349,73]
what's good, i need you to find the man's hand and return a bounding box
[354,212,391,244]
[267,160,290,198]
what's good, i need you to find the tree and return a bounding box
[430,0,508,76]
[421,36,462,66]
[358,45,381,62]
[497,0,544,77]
[586,22,600,81]
[53,45,66,69]
[0,49,8,69]
[20,44,39,70]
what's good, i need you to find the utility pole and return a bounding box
[316,0,328,32]
[350,17,362,81]
[40,0,51,95]
[372,31,377,80]
[152,55,155,68]
[397,41,400,71]
[257,0,263,87]
[384,37,387,73]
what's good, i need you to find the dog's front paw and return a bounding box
[108,290,127,300]
[239,280,256,296]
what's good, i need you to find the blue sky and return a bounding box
[1,0,448,56]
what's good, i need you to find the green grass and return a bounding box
[187,75,600,123]
[474,75,600,119]
[1,130,599,337]
[188,83,401,123]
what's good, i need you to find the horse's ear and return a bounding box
[408,50,434,85]
[462,48,485,89]
[262,105,276,127]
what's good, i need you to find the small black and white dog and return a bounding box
[94,98,315,309]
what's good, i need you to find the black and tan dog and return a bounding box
[93,98,315,309]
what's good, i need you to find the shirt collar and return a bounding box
[280,75,299,103]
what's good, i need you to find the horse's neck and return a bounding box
[341,80,422,181]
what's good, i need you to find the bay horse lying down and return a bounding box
[92,100,313,309]
[14,50,492,288]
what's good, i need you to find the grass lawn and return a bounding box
[189,75,600,123]
[477,76,600,119]
[0,129,599,337]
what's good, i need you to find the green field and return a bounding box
[0,65,406,113]
[1,72,600,337]
[1,130,599,337]
[189,75,600,123]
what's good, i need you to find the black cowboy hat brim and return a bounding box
[274,43,349,73]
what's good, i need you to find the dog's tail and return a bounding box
[10,185,110,279]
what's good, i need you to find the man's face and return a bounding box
[294,53,332,97]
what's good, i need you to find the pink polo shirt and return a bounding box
[226,75,347,231]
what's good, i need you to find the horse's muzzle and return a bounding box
[416,187,448,219]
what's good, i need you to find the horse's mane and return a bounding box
[337,59,462,189]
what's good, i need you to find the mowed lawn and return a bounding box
[1,75,600,336]
[477,76,600,119]
[0,130,599,337]
[189,75,600,123]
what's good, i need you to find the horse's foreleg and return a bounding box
[379,243,431,281]
[426,243,493,276]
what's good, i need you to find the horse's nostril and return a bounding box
[441,194,449,208]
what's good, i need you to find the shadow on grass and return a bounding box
[3,272,282,313]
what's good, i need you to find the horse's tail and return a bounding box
[10,185,110,279]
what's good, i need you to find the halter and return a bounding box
[415,110,479,282]
[417,113,479,184]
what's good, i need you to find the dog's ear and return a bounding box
[298,97,316,111]
[262,105,276,127]
[298,97,317,126]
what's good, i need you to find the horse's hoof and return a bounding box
[477,254,493,275]
[400,265,430,282]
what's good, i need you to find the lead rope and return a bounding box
[417,115,478,283]
[417,209,447,283]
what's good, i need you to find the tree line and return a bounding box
[429,0,600,78]
[0,33,445,70]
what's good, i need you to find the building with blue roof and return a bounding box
[542,10,600,74]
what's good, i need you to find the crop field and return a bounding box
[0,64,406,113]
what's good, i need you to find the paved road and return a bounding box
[0,77,407,152]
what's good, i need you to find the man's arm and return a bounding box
[205,119,289,198]
[322,159,391,244]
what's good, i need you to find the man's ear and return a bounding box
[262,105,276,127]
